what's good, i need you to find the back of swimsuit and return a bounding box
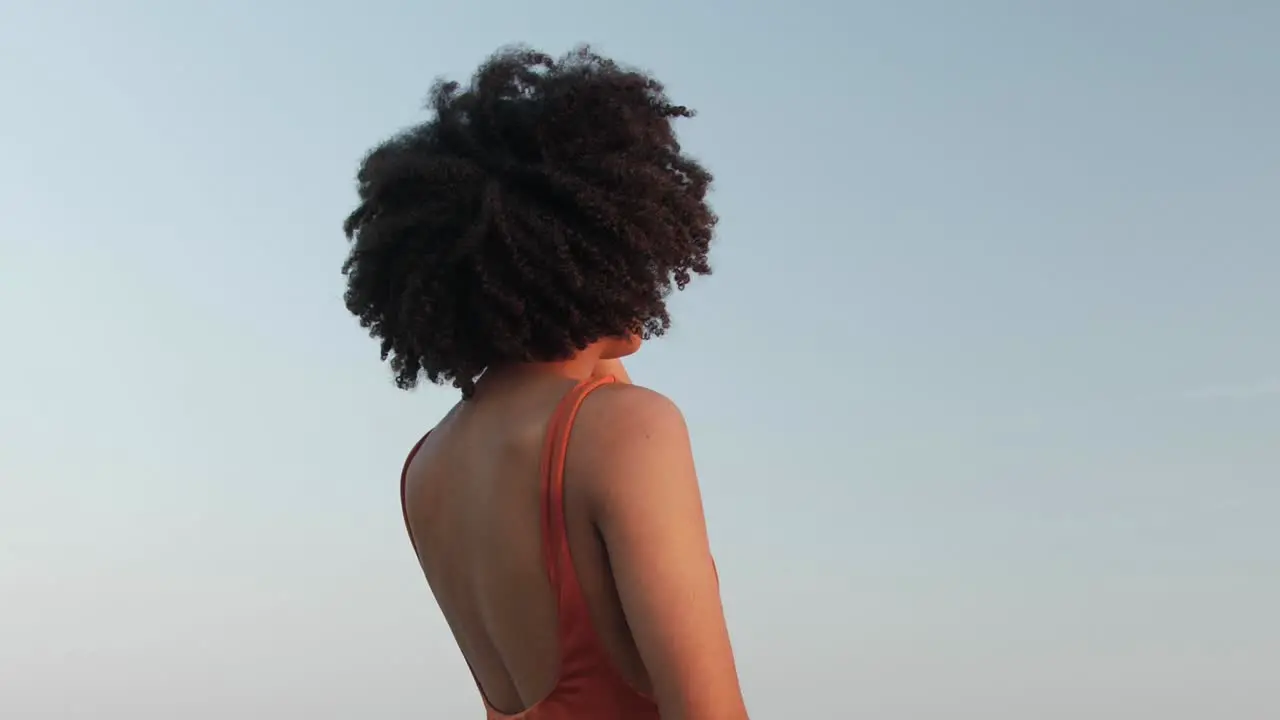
[400,375,661,719]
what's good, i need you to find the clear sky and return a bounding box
[2,1,1277,717]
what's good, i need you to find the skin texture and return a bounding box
[577,372,747,719]
[402,344,748,719]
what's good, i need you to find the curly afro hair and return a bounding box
[341,45,716,397]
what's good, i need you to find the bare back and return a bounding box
[402,375,652,715]
[401,372,747,719]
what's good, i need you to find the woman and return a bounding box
[341,46,747,719]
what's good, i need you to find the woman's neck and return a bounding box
[484,347,606,386]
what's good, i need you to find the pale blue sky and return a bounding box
[2,1,1277,717]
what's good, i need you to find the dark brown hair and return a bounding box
[341,46,716,397]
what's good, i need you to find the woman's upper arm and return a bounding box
[581,385,748,720]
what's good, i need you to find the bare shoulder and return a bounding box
[570,383,694,507]
[571,382,748,718]
[577,382,689,445]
